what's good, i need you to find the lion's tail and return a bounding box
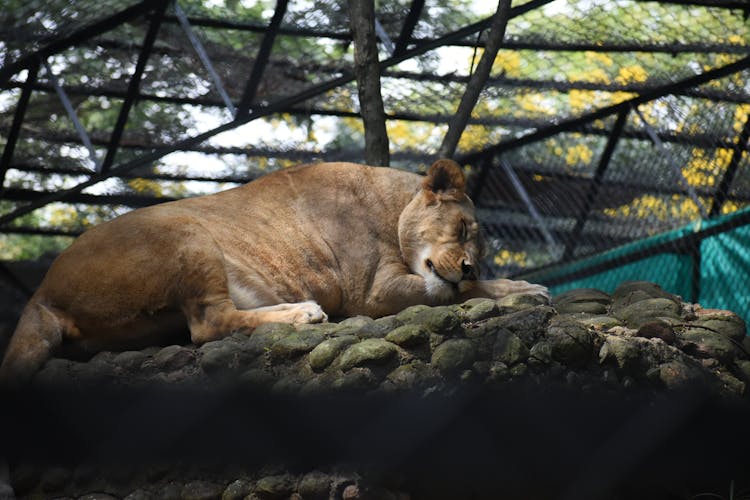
[0,298,65,389]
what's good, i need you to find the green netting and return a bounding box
[700,224,750,322]
[523,207,750,333]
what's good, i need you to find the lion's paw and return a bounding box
[289,301,328,324]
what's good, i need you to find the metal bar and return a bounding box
[562,109,629,261]
[43,61,101,171]
[99,0,168,174]
[393,0,425,57]
[633,104,708,219]
[709,111,750,217]
[0,1,156,84]
[459,54,750,166]
[0,60,40,196]
[237,0,289,116]
[0,0,554,227]
[374,18,395,56]
[498,157,558,251]
[174,1,235,116]
[3,187,174,208]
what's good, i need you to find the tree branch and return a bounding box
[438,0,512,160]
[347,0,390,166]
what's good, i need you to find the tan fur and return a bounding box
[0,160,547,386]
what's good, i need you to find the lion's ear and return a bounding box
[422,159,465,202]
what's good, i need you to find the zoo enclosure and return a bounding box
[0,0,749,323]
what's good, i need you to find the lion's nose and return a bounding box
[461,260,477,280]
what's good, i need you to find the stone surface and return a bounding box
[12,282,750,500]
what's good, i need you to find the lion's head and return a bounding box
[398,159,485,301]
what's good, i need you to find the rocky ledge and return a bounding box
[29,280,750,398]
[5,281,750,500]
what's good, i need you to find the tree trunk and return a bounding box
[437,0,512,160]
[348,0,390,166]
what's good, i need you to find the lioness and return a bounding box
[0,159,547,385]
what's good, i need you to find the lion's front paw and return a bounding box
[289,301,328,324]
[486,279,550,303]
[515,281,550,301]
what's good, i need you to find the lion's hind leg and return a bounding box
[184,299,328,344]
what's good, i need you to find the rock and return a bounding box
[554,288,611,315]
[308,336,359,372]
[40,466,70,493]
[222,480,252,500]
[486,361,510,383]
[159,481,183,500]
[200,342,253,375]
[336,315,372,329]
[245,323,296,355]
[153,345,195,371]
[431,339,476,374]
[255,475,295,499]
[337,339,398,371]
[79,494,119,500]
[385,324,430,347]
[497,292,548,309]
[298,472,331,499]
[269,331,325,361]
[124,489,154,500]
[386,361,433,390]
[342,484,360,499]
[636,321,676,344]
[574,314,621,331]
[612,281,677,305]
[462,298,500,322]
[554,288,611,306]
[657,359,710,390]
[716,370,745,395]
[409,306,463,335]
[493,331,529,366]
[599,335,643,373]
[613,298,682,328]
[678,329,738,364]
[394,304,431,323]
[332,367,380,391]
[114,351,148,371]
[181,480,224,500]
[358,315,402,338]
[489,306,555,345]
[528,341,553,369]
[547,320,596,368]
[692,309,747,342]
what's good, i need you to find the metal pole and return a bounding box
[174,1,236,116]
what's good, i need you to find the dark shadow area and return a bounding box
[3,381,749,499]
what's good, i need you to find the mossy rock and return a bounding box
[269,331,326,362]
[385,324,430,347]
[493,331,529,366]
[691,310,747,342]
[613,298,682,328]
[337,338,399,371]
[679,329,739,364]
[409,306,463,335]
[547,320,596,368]
[431,338,477,374]
[308,335,359,372]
